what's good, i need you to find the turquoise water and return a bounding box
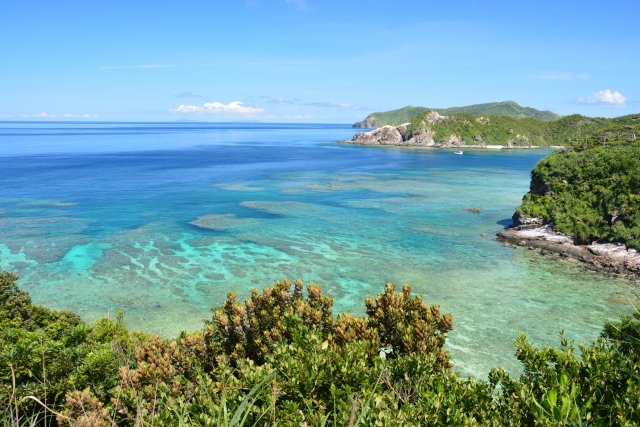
[0,122,636,378]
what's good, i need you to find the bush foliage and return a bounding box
[2,271,640,426]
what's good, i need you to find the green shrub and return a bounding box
[517,134,640,248]
[3,272,640,426]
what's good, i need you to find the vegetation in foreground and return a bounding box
[516,123,640,248]
[2,269,640,426]
[356,101,561,128]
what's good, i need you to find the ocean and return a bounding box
[0,121,635,377]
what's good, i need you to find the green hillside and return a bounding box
[403,111,639,147]
[439,101,561,121]
[354,101,560,128]
[516,125,640,248]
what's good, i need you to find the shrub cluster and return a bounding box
[2,270,640,426]
[517,130,640,248]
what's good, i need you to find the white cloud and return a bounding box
[578,89,627,108]
[63,114,74,118]
[83,114,99,118]
[263,96,293,105]
[171,101,264,115]
[32,112,57,118]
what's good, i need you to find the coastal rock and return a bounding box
[503,134,530,148]
[396,123,411,140]
[352,118,378,129]
[465,208,482,213]
[405,126,436,145]
[351,126,403,145]
[436,134,465,148]
[503,139,516,149]
[587,243,636,262]
[497,224,640,277]
[511,212,544,227]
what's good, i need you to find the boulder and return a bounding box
[511,213,544,227]
[396,123,411,140]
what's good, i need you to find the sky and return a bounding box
[0,0,638,123]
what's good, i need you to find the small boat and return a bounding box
[454,151,463,155]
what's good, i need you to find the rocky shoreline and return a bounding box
[497,215,640,278]
[344,113,562,149]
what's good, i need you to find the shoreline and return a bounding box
[497,224,640,279]
[338,140,565,150]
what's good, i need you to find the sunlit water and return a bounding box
[0,122,636,378]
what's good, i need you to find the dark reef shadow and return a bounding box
[496,218,512,230]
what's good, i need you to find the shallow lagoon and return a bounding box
[0,122,636,377]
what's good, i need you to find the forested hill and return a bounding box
[516,118,640,248]
[353,101,561,128]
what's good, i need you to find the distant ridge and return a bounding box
[353,101,561,128]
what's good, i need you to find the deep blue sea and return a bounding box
[0,122,635,377]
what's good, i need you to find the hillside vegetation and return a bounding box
[516,121,640,247]
[3,271,640,426]
[401,111,640,147]
[354,101,560,128]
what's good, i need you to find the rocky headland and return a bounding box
[497,214,640,277]
[345,112,561,149]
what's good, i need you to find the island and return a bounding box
[352,101,561,128]
[345,108,639,149]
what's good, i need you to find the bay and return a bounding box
[0,121,635,377]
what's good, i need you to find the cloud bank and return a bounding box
[578,90,627,108]
[171,101,264,115]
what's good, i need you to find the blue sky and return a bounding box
[1,0,638,122]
